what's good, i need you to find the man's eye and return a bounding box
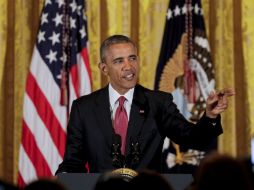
[129,57,137,61]
[113,59,123,64]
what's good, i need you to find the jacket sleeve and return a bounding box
[157,93,223,150]
[55,100,88,175]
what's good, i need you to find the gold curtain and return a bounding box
[0,0,44,183]
[202,0,254,156]
[0,0,253,184]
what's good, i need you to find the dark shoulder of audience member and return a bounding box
[130,170,173,190]
[188,151,253,190]
[0,179,19,190]
[94,172,132,190]
[238,156,254,190]
[24,178,67,190]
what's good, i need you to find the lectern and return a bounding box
[57,173,193,190]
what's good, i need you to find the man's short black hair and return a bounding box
[100,35,136,62]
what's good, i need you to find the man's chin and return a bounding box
[119,84,135,93]
[125,82,137,89]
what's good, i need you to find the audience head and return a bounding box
[190,151,253,190]
[94,171,132,190]
[24,178,67,190]
[130,170,173,190]
[0,179,19,190]
[238,156,254,189]
[94,169,174,190]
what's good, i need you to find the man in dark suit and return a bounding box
[56,35,234,174]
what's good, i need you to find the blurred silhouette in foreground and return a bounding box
[94,169,173,190]
[130,170,173,190]
[188,151,254,190]
[0,179,19,190]
[94,171,132,190]
[24,178,67,190]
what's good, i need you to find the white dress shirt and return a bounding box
[108,83,134,121]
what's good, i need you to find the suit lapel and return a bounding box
[93,85,149,155]
[126,85,148,154]
[94,86,114,147]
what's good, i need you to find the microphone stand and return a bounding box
[128,138,140,169]
[111,134,124,168]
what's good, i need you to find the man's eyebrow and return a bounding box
[112,57,124,62]
[112,55,137,62]
[129,54,137,58]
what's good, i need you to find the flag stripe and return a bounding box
[23,93,63,173]
[18,145,37,184]
[81,48,92,85]
[30,48,67,130]
[70,63,80,97]
[21,120,52,176]
[25,72,66,157]
[17,173,25,188]
[69,74,78,110]
[79,49,92,94]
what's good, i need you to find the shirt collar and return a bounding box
[109,83,134,107]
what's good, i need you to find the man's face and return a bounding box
[100,42,139,94]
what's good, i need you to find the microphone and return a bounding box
[111,134,124,168]
[127,137,140,169]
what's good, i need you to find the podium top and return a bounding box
[57,173,193,190]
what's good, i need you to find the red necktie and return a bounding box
[114,96,128,155]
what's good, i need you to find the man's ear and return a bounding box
[98,62,108,76]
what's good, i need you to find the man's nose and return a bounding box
[123,59,132,69]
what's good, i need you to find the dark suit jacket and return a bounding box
[56,84,223,174]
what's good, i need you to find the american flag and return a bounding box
[18,0,92,186]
